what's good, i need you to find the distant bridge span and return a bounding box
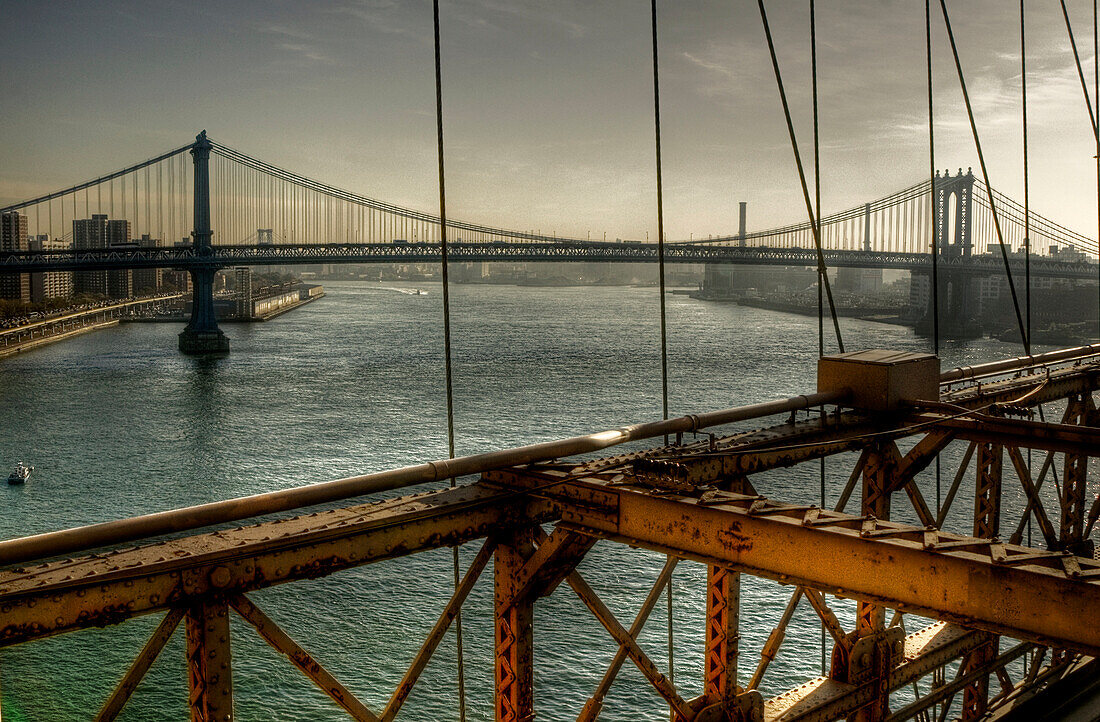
[3,241,1097,280]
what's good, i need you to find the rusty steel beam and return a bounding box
[925,413,1100,455]
[940,362,1100,409]
[704,564,741,707]
[0,391,845,569]
[1005,446,1058,548]
[230,594,379,722]
[577,556,678,722]
[494,528,537,722]
[0,483,554,647]
[186,599,233,722]
[95,608,185,722]
[485,472,1100,654]
[381,538,496,722]
[511,526,596,602]
[563,568,693,720]
[765,623,989,722]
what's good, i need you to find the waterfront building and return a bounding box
[131,234,163,294]
[28,235,74,302]
[73,214,132,297]
[235,267,252,319]
[73,214,108,295]
[106,241,136,299]
[0,211,31,301]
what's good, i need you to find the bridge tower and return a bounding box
[178,131,230,355]
[913,169,979,337]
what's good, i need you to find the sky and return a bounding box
[2,0,1100,242]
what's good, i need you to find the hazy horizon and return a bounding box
[3,0,1100,243]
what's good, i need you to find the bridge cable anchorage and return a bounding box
[756,0,844,352]
[648,0,676,697]
[430,1,467,719]
[938,0,1030,356]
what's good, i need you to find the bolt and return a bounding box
[209,566,232,588]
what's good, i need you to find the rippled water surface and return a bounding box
[0,281,1041,721]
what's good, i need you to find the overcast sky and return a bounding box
[2,0,1099,241]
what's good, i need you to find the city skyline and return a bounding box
[2,1,1100,242]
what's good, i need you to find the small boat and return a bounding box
[8,462,32,485]
[415,289,427,295]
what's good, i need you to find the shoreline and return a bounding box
[0,319,120,359]
[692,293,910,327]
[120,290,326,324]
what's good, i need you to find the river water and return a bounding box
[0,280,1044,721]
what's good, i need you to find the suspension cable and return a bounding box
[1021,0,1031,346]
[937,0,1029,356]
[812,0,823,360]
[1059,0,1099,139]
[926,0,940,356]
[648,0,675,696]
[430,2,466,719]
[810,0,827,677]
[757,0,844,352]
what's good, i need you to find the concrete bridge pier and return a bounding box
[179,265,229,355]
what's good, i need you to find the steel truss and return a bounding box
[0,350,1097,721]
[1,243,1098,280]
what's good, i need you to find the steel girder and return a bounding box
[485,470,1100,655]
[0,483,554,647]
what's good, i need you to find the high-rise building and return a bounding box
[235,267,252,318]
[73,214,109,296]
[1,212,31,301]
[132,234,163,294]
[74,214,132,298]
[28,235,74,302]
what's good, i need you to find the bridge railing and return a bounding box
[1,347,1099,720]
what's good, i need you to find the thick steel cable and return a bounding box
[1021,0,1031,347]
[926,0,943,519]
[757,0,844,352]
[648,0,675,697]
[1059,0,1099,138]
[937,0,1029,356]
[926,0,940,356]
[812,0,824,360]
[430,2,466,719]
[810,0,827,677]
[1096,0,1100,340]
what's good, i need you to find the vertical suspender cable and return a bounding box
[812,0,823,361]
[1021,0,1031,347]
[430,2,466,719]
[925,0,942,515]
[648,0,675,697]
[938,0,1029,356]
[1020,0,1035,555]
[757,0,844,352]
[1095,0,1099,337]
[810,0,828,676]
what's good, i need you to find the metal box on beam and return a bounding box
[817,350,939,412]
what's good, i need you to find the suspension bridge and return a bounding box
[3,0,1100,718]
[2,132,1097,352]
